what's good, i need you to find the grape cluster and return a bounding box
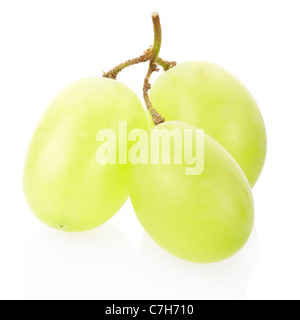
[23,13,266,263]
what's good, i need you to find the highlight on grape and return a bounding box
[96,121,205,175]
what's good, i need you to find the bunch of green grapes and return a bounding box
[23,12,266,263]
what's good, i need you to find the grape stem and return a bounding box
[102,54,176,79]
[142,12,165,125]
[143,60,165,125]
[103,12,171,125]
[103,13,176,79]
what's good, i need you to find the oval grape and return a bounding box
[149,61,267,187]
[23,77,148,232]
[129,121,254,263]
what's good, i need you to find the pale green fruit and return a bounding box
[23,77,147,232]
[129,121,254,263]
[150,61,267,187]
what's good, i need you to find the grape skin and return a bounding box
[149,61,267,187]
[129,121,254,263]
[23,77,148,232]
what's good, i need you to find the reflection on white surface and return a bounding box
[22,224,139,300]
[138,228,259,300]
[23,224,259,300]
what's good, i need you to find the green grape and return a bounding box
[129,121,254,263]
[149,61,267,187]
[23,77,148,232]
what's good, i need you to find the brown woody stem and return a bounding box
[142,12,164,125]
[103,12,170,125]
[103,55,176,79]
[156,57,177,71]
[143,60,164,125]
[103,52,152,80]
[103,12,176,79]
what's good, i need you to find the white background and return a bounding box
[0,0,299,300]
